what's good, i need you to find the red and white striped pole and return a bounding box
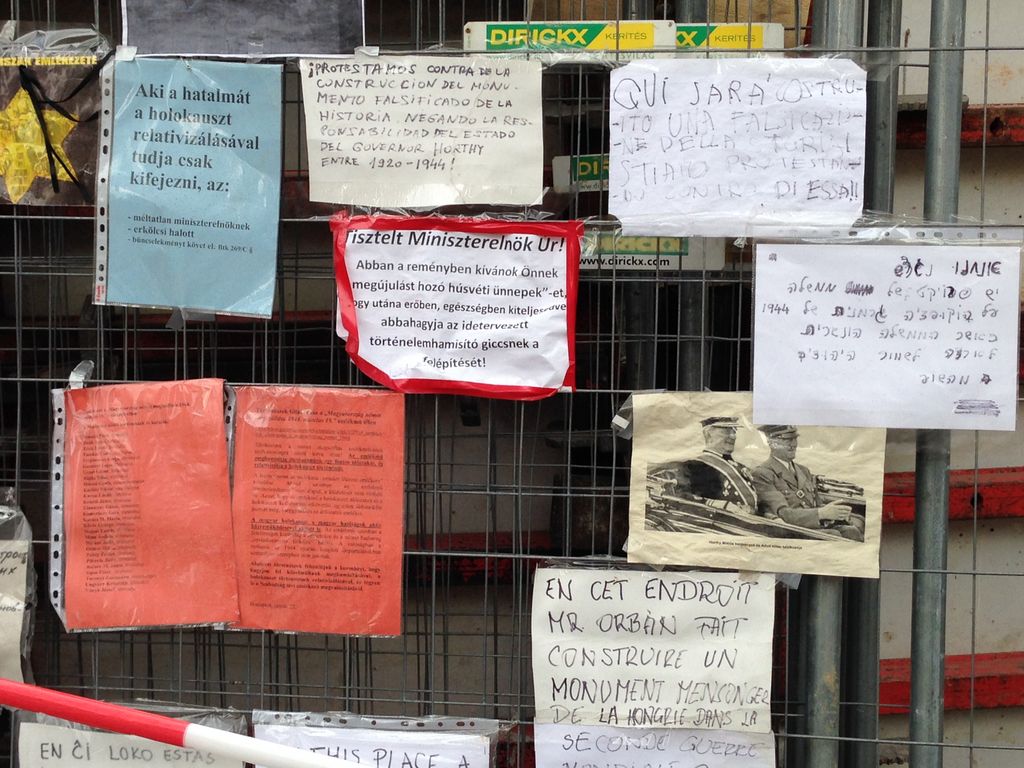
[0,679,361,768]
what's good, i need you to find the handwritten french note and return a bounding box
[531,568,775,733]
[753,243,1021,430]
[300,55,542,207]
[534,724,774,768]
[608,58,866,237]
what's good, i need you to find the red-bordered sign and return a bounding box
[331,211,581,399]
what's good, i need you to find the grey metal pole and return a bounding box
[843,0,901,765]
[910,0,964,765]
[804,4,863,768]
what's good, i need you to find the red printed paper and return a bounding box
[63,379,238,629]
[231,386,404,635]
[332,214,582,400]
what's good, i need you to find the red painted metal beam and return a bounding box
[883,466,1024,523]
[880,652,1024,714]
[897,104,1024,149]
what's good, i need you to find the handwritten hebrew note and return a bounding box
[608,58,866,236]
[531,568,775,733]
[753,243,1021,430]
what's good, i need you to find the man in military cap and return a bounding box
[750,425,864,541]
[646,416,759,530]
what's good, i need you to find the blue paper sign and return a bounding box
[98,58,281,316]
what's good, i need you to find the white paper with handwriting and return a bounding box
[753,243,1021,430]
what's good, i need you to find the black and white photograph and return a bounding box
[122,0,364,56]
[628,392,884,578]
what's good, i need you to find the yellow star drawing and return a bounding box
[0,87,78,203]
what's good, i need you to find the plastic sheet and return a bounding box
[57,379,238,631]
[332,213,582,400]
[230,385,404,636]
[752,223,1024,430]
[16,704,247,768]
[94,56,281,317]
[0,489,35,683]
[252,711,505,768]
[0,24,109,205]
[607,55,867,238]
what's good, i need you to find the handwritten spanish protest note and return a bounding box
[533,724,774,768]
[332,215,581,399]
[753,244,1021,430]
[608,58,866,237]
[531,568,774,733]
[19,722,242,768]
[254,721,492,768]
[301,55,543,207]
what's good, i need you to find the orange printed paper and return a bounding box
[232,387,405,635]
[63,379,239,629]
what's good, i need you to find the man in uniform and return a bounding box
[750,425,864,541]
[646,416,759,530]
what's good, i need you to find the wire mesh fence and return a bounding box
[2,0,1024,766]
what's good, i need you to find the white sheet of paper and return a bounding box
[534,723,775,768]
[338,227,573,391]
[0,540,29,682]
[253,724,491,768]
[608,58,866,237]
[531,568,775,732]
[301,55,543,207]
[18,723,242,768]
[753,243,1021,430]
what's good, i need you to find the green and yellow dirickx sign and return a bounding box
[464,21,781,53]
[676,23,767,49]
[481,22,663,51]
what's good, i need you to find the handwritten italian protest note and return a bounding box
[332,215,581,399]
[753,243,1021,430]
[62,379,238,629]
[254,720,492,768]
[534,724,774,768]
[98,58,281,316]
[608,58,866,237]
[531,568,774,733]
[19,722,242,768]
[301,55,543,207]
[231,387,404,635]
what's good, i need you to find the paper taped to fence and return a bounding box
[531,567,775,732]
[534,723,775,768]
[301,55,543,207]
[122,0,363,55]
[331,215,581,399]
[627,391,884,578]
[253,721,491,768]
[62,379,238,629]
[97,58,281,316]
[608,57,866,236]
[231,386,404,635]
[753,243,1022,430]
[19,722,243,768]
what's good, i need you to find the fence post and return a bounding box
[845,0,902,763]
[910,0,966,764]
[805,3,864,766]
